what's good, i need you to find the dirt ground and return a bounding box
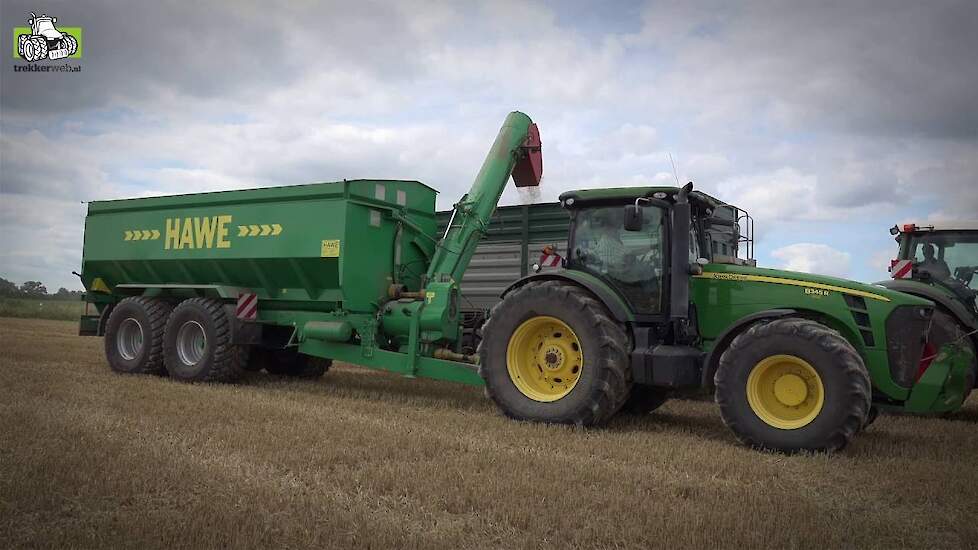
[1,317,976,549]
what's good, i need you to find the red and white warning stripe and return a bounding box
[236,292,258,320]
[889,259,913,279]
[539,245,563,269]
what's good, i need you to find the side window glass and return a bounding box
[574,206,665,314]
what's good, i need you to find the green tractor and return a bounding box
[478,185,974,453]
[877,222,978,407]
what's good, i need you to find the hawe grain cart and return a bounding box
[79,112,972,453]
[878,222,978,405]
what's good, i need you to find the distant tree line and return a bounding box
[0,277,84,300]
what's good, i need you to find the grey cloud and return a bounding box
[1,0,976,289]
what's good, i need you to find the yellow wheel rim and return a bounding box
[746,354,824,430]
[506,316,584,402]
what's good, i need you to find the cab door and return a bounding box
[571,204,668,315]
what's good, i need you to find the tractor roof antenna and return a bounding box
[669,153,681,187]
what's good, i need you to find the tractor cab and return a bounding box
[891,223,978,292]
[559,184,753,318]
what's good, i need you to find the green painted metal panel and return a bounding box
[81,179,437,314]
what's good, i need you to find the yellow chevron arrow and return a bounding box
[260,224,272,236]
[141,230,152,240]
[271,223,282,236]
[238,225,249,237]
[151,229,160,240]
[248,225,260,237]
[124,230,133,241]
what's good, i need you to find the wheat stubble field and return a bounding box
[1,318,977,549]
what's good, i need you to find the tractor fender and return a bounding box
[500,271,634,323]
[877,279,977,331]
[701,308,798,389]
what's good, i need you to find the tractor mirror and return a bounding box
[624,205,643,231]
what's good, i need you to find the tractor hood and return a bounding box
[699,263,932,306]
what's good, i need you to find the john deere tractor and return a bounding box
[877,222,978,405]
[17,12,78,63]
[478,184,974,453]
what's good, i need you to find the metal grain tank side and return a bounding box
[80,179,437,325]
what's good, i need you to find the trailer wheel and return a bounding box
[621,385,670,415]
[715,318,871,453]
[478,280,632,427]
[265,349,331,379]
[103,297,172,375]
[163,298,248,383]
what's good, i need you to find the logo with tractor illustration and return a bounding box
[15,12,80,62]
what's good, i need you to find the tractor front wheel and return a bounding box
[478,281,631,426]
[715,318,871,453]
[163,298,248,383]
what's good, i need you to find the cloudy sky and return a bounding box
[1,0,976,291]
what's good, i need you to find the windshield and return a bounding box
[906,231,978,289]
[572,205,665,313]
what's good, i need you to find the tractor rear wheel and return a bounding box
[103,297,172,375]
[715,318,871,453]
[163,298,248,383]
[478,281,631,426]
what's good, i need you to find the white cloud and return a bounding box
[1,0,975,291]
[771,243,852,278]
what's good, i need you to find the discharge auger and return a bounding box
[79,111,973,453]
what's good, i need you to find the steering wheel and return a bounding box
[954,265,977,286]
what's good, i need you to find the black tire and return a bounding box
[264,349,331,379]
[163,298,248,383]
[715,318,871,453]
[621,385,671,415]
[103,297,172,375]
[478,280,632,427]
[929,310,976,403]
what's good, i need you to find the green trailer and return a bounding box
[79,112,973,453]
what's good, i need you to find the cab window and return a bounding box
[573,206,666,314]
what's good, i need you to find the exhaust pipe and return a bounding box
[670,182,694,321]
